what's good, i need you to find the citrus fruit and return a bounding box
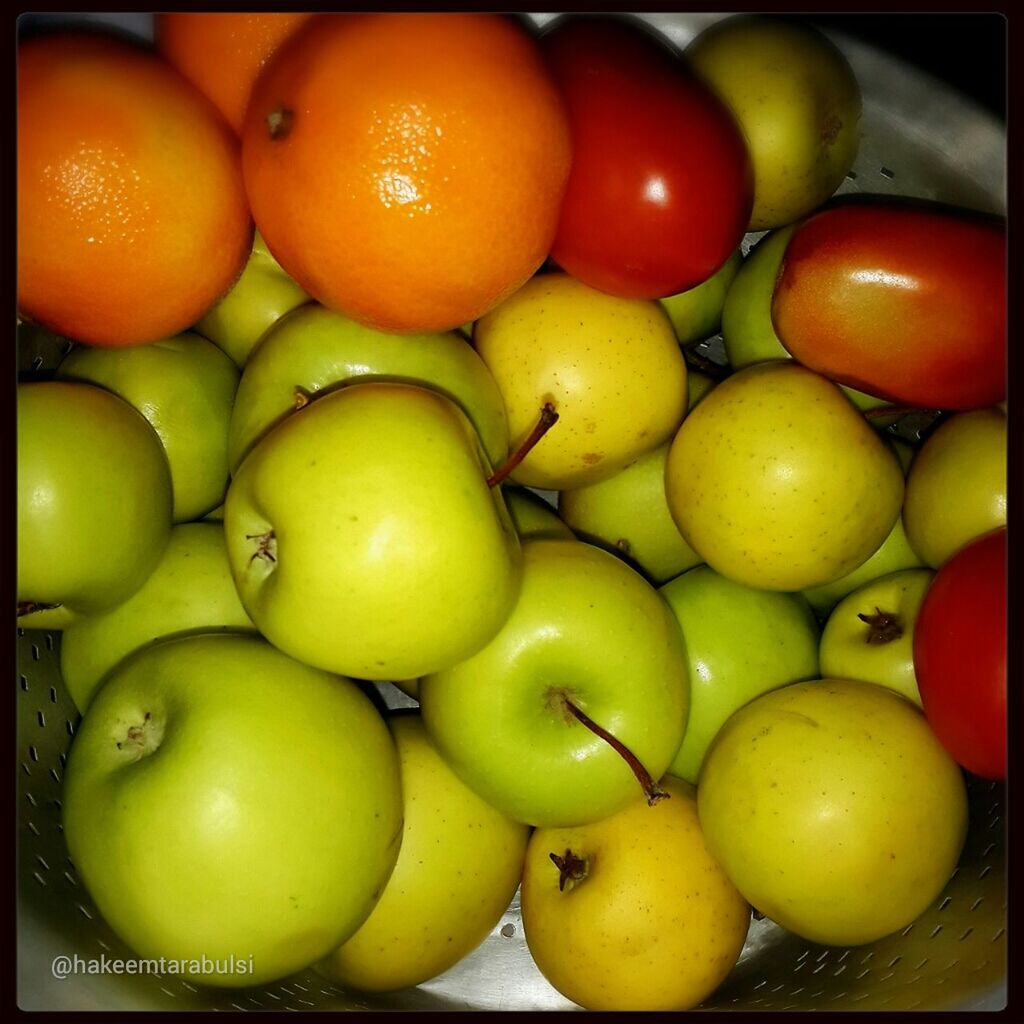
[156,13,314,134]
[241,13,571,333]
[18,31,253,348]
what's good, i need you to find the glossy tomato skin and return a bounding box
[542,16,753,300]
[772,203,1006,411]
[913,527,1006,780]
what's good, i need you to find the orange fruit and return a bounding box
[156,13,314,135]
[17,32,253,348]
[242,13,572,334]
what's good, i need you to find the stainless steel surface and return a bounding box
[17,12,1007,1012]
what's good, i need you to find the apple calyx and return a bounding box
[17,600,61,617]
[293,386,312,410]
[487,403,559,488]
[246,530,278,566]
[857,607,903,645]
[561,695,670,807]
[615,538,632,556]
[115,711,164,762]
[267,107,294,140]
[549,849,588,892]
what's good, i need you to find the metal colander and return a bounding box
[16,12,1006,1012]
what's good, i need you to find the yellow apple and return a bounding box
[665,363,904,591]
[521,776,749,1010]
[687,15,861,230]
[698,679,968,946]
[474,273,687,490]
[903,407,1007,568]
[319,712,529,992]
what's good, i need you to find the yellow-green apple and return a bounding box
[665,363,904,590]
[228,303,509,472]
[224,381,521,680]
[659,250,741,344]
[687,15,860,230]
[720,227,888,414]
[504,487,574,541]
[801,437,923,617]
[802,515,924,619]
[559,441,702,585]
[819,568,934,706]
[319,712,529,992]
[686,368,718,409]
[698,678,968,946]
[194,231,309,367]
[62,633,403,986]
[56,332,239,522]
[60,522,257,712]
[660,565,820,782]
[474,273,687,489]
[521,776,749,1011]
[17,381,172,630]
[419,538,688,827]
[903,408,1007,568]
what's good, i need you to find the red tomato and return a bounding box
[772,202,1006,411]
[913,527,1006,779]
[541,16,752,300]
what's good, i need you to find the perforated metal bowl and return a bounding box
[17,12,1006,1012]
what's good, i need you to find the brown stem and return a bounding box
[562,697,669,806]
[487,403,559,488]
[858,607,903,645]
[18,601,61,617]
[549,849,588,892]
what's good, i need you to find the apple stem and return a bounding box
[17,600,61,617]
[486,403,559,488]
[562,697,669,806]
[549,849,588,892]
[858,607,903,645]
[293,386,312,410]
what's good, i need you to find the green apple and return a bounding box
[903,408,1007,568]
[17,381,172,630]
[194,231,309,368]
[665,362,904,591]
[686,368,718,409]
[660,565,820,782]
[503,486,574,541]
[720,228,889,415]
[56,333,239,522]
[60,522,257,713]
[559,442,703,585]
[63,633,403,987]
[228,303,509,473]
[420,538,689,827]
[802,515,924,619]
[819,568,933,706]
[319,712,529,992]
[687,15,861,230]
[474,273,688,490]
[698,678,968,946]
[224,381,522,681]
[801,437,923,617]
[659,250,741,344]
[522,776,748,1011]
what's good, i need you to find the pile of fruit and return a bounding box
[16,12,1006,1011]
